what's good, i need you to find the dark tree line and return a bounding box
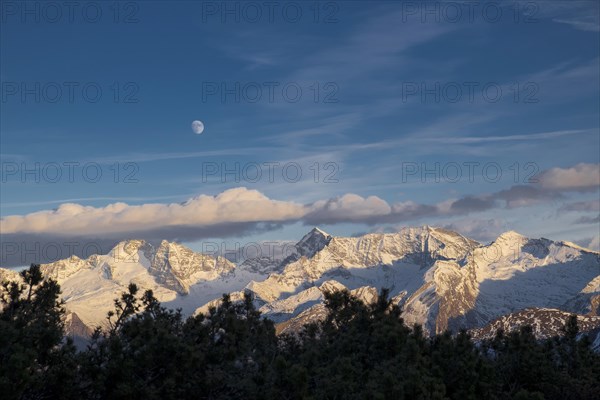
[1,264,599,399]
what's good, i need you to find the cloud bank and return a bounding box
[1,164,598,266]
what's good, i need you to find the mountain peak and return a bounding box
[118,239,148,247]
[497,230,527,241]
[397,225,435,236]
[300,227,331,241]
[296,227,332,258]
[310,227,330,236]
[4,225,599,342]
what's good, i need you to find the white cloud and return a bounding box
[2,163,599,267]
[1,187,305,236]
[305,194,391,224]
[4,164,597,239]
[536,163,600,192]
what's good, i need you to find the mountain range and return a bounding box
[1,226,599,346]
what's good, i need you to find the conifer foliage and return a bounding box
[1,264,599,399]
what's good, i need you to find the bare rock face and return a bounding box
[64,311,95,349]
[296,228,332,258]
[276,304,328,335]
[276,228,331,268]
[401,260,480,335]
[150,240,236,295]
[64,311,94,338]
[239,257,282,275]
[591,296,600,316]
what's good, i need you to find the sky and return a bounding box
[1,0,599,267]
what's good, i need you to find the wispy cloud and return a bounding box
[553,18,600,32]
[419,129,588,144]
[574,215,600,224]
[518,0,600,32]
[559,200,600,213]
[86,148,266,165]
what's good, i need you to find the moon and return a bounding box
[191,120,204,135]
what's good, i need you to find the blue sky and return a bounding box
[1,1,599,265]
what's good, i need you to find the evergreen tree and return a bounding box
[1,267,599,400]
[0,264,77,400]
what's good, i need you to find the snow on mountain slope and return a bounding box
[561,276,600,316]
[276,303,328,335]
[1,226,598,340]
[234,241,298,275]
[469,308,600,341]
[243,227,599,335]
[258,280,348,322]
[0,267,21,285]
[247,226,478,303]
[396,232,599,334]
[41,255,94,280]
[0,239,267,331]
[245,227,483,333]
[401,259,480,334]
[458,233,600,332]
[275,284,379,335]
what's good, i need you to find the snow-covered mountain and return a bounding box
[1,227,599,341]
[5,239,254,332]
[469,308,600,351]
[209,226,599,336]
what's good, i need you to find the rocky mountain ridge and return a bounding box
[1,226,598,343]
